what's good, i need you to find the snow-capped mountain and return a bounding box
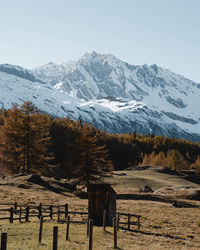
[1,52,200,141]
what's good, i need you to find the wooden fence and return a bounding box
[0,203,142,250]
[0,202,90,224]
[0,202,141,230]
[117,212,141,230]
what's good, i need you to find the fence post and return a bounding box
[137,215,141,230]
[19,207,22,223]
[65,204,68,218]
[38,203,42,219]
[116,213,119,231]
[113,217,117,249]
[9,207,13,223]
[49,205,53,219]
[38,216,44,243]
[87,214,91,236]
[103,210,106,231]
[25,206,30,222]
[1,232,7,250]
[128,214,130,230]
[14,202,17,214]
[89,219,93,250]
[53,226,58,250]
[66,215,70,241]
[57,208,60,223]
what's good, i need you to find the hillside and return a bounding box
[1,52,200,140]
[1,168,200,205]
[105,167,200,200]
[1,170,200,249]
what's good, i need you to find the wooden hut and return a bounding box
[87,184,116,226]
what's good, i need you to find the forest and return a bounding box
[0,101,200,183]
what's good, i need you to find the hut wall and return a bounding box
[108,192,116,225]
[87,184,116,226]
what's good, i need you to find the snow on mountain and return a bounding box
[34,61,75,86]
[0,64,44,84]
[1,52,200,141]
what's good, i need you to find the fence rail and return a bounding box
[118,212,141,218]
[117,212,141,230]
[0,203,141,230]
[0,203,88,224]
[0,208,11,212]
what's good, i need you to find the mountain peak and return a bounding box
[80,51,119,64]
[1,52,200,141]
[84,51,98,56]
[0,63,42,83]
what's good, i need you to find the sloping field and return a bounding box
[1,171,200,249]
[105,167,200,195]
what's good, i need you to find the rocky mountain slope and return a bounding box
[0,52,200,141]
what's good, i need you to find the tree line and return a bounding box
[1,101,200,183]
[0,102,112,186]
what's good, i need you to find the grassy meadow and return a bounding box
[1,168,200,249]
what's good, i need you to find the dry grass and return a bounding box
[1,169,200,249]
[105,168,200,194]
[1,199,200,249]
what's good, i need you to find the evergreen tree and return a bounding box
[50,117,81,178]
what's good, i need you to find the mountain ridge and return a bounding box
[0,51,200,141]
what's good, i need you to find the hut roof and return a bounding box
[87,183,116,194]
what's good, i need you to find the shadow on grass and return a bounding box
[116,194,199,207]
[38,243,47,246]
[27,174,72,196]
[103,230,112,235]
[120,227,186,240]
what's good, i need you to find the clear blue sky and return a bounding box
[0,0,200,82]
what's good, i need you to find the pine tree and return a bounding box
[50,117,81,178]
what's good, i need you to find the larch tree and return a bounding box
[72,124,113,187]
[0,104,22,173]
[169,149,189,171]
[0,101,54,175]
[190,155,200,176]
